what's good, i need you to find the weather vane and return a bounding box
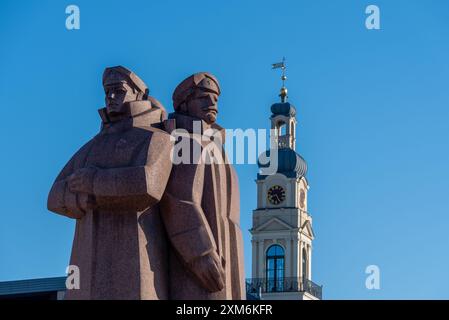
[272,57,288,103]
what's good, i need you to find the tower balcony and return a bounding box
[246,277,322,300]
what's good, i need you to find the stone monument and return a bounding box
[47,68,245,300]
[47,66,173,299]
[160,72,245,299]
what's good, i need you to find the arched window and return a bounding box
[266,245,285,292]
[280,123,287,136]
[302,247,308,281]
[277,121,287,136]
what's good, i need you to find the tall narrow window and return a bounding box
[266,245,285,292]
[280,123,287,136]
[302,247,308,281]
[277,121,287,137]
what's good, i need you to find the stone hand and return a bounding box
[67,166,97,194]
[188,251,225,293]
[77,193,96,212]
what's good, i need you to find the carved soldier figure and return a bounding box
[47,66,173,299]
[160,72,245,299]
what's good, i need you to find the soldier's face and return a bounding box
[104,82,138,114]
[186,90,219,124]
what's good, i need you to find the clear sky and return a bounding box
[1,0,449,299]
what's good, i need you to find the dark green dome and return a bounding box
[270,102,296,117]
[257,148,307,179]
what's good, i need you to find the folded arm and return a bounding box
[47,141,94,219]
[66,131,173,212]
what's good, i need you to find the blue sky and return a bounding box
[1,0,449,299]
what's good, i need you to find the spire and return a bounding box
[272,57,288,103]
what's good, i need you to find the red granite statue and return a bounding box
[47,66,173,299]
[160,72,245,299]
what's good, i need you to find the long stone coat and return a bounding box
[160,113,245,300]
[47,101,173,300]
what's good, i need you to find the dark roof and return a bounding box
[0,277,66,296]
[258,148,307,179]
[271,102,296,117]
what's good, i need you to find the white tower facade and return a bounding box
[247,73,322,300]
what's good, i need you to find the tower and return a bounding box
[247,59,322,300]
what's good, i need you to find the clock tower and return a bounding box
[247,60,322,300]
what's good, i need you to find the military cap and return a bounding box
[103,66,148,95]
[172,72,220,111]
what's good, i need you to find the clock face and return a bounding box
[267,185,286,205]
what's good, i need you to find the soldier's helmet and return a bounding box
[103,66,149,99]
[172,72,220,112]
